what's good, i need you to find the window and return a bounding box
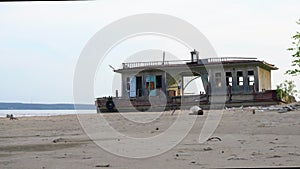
[215,72,222,87]
[237,71,244,86]
[136,76,142,97]
[126,77,130,91]
[156,75,162,88]
[248,70,255,86]
[226,72,232,86]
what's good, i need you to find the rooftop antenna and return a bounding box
[162,51,165,65]
[109,65,115,71]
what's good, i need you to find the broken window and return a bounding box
[248,70,255,86]
[136,76,142,97]
[237,71,244,86]
[215,72,222,87]
[226,72,232,86]
[156,75,162,88]
[126,77,130,91]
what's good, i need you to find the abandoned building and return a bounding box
[96,50,280,112]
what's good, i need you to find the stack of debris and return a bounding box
[225,102,300,114]
[278,103,300,113]
[6,114,18,120]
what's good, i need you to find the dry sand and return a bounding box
[0,109,300,169]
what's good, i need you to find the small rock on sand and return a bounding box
[227,157,247,160]
[52,138,65,143]
[95,164,110,167]
[203,147,213,151]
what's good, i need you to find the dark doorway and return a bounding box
[136,76,142,97]
[156,75,163,96]
[156,75,162,88]
[226,72,232,86]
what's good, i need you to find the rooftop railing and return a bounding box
[122,60,188,69]
[207,57,257,63]
[122,61,168,69]
[122,57,257,69]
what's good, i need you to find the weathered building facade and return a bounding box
[96,50,280,112]
[116,51,277,98]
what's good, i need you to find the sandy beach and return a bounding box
[0,109,300,169]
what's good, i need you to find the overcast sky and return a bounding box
[0,0,300,103]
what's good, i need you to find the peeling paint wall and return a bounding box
[120,70,167,98]
[206,65,259,94]
[257,67,271,91]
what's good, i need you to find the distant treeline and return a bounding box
[0,103,95,110]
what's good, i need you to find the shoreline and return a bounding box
[0,109,96,118]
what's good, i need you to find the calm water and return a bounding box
[0,110,97,117]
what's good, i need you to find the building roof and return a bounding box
[114,57,278,73]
